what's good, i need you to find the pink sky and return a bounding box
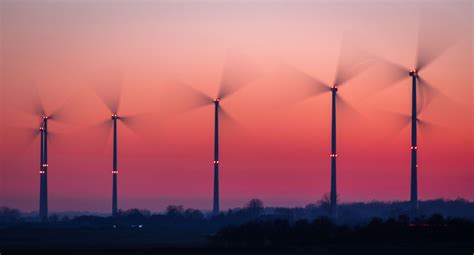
[0,0,472,212]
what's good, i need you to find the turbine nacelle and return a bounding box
[331,84,338,92]
[111,113,120,120]
[214,98,220,104]
[409,69,418,77]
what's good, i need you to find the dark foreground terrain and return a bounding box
[1,199,473,254]
[3,242,472,255]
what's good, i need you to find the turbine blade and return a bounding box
[26,127,42,141]
[155,81,215,120]
[47,93,81,123]
[25,127,42,146]
[91,68,124,114]
[30,85,46,117]
[272,63,331,107]
[417,118,445,137]
[282,63,329,94]
[416,78,428,115]
[219,106,245,133]
[334,38,375,86]
[383,111,412,136]
[4,125,41,155]
[217,50,260,100]
[415,4,463,71]
[48,108,66,122]
[119,113,153,138]
[336,94,366,123]
[417,118,432,134]
[45,130,67,145]
[370,56,409,90]
[417,77,455,115]
[175,81,214,110]
[21,84,85,123]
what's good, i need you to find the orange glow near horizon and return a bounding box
[0,0,472,212]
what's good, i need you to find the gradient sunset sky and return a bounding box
[0,0,472,212]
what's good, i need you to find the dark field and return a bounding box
[2,242,472,255]
[1,199,473,255]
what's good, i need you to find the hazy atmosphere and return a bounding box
[0,0,472,213]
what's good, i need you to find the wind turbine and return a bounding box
[374,61,454,212]
[39,116,47,221]
[92,72,150,216]
[277,40,373,218]
[371,5,463,212]
[25,92,69,221]
[176,51,259,215]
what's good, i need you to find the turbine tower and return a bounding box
[38,118,48,221]
[38,115,53,221]
[409,69,418,209]
[213,99,220,214]
[376,62,448,212]
[330,85,337,217]
[92,70,148,216]
[25,86,75,221]
[173,51,259,215]
[101,111,139,217]
[112,113,119,216]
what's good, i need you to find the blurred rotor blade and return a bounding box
[158,81,214,119]
[382,111,412,136]
[417,118,440,136]
[92,68,124,114]
[46,92,82,123]
[336,94,366,123]
[370,56,409,91]
[219,106,246,133]
[417,77,455,115]
[46,107,66,122]
[31,85,47,117]
[4,125,41,155]
[25,127,42,141]
[23,126,42,146]
[273,63,331,107]
[415,4,463,71]
[217,50,261,100]
[119,113,155,138]
[334,38,375,86]
[45,130,68,145]
[281,63,330,94]
[20,83,84,124]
